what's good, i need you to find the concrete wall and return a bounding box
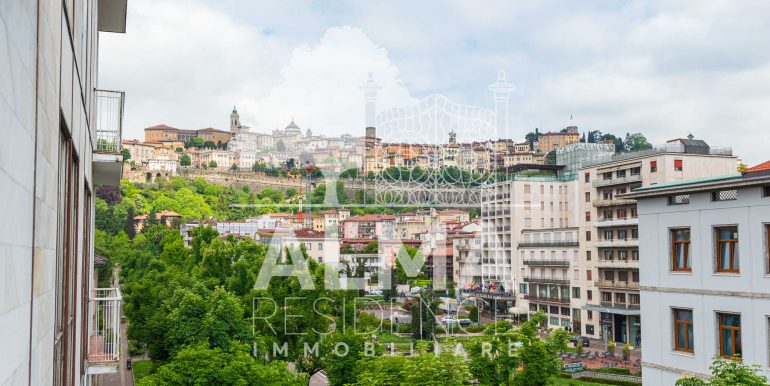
[1,0,101,384]
[638,185,770,384]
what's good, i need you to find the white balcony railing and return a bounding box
[87,288,122,374]
[94,89,125,153]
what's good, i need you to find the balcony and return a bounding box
[93,89,125,186]
[594,259,639,269]
[523,276,570,285]
[594,217,638,228]
[594,238,639,248]
[523,294,570,304]
[517,240,579,248]
[592,198,636,207]
[86,288,122,375]
[592,174,642,188]
[523,259,570,267]
[595,280,640,290]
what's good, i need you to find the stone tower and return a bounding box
[230,106,241,135]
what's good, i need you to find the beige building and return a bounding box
[576,138,737,344]
[0,1,127,385]
[536,126,580,153]
[122,139,156,165]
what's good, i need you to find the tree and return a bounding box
[125,206,136,240]
[512,312,568,386]
[208,160,218,168]
[285,158,296,169]
[180,154,191,167]
[145,209,159,228]
[411,289,438,339]
[525,130,539,148]
[137,343,306,386]
[320,332,368,386]
[230,163,238,171]
[122,148,131,163]
[96,185,122,206]
[676,356,768,386]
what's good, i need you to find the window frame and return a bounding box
[674,159,683,171]
[673,308,694,353]
[717,312,741,358]
[671,228,692,272]
[715,226,739,273]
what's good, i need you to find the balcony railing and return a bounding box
[518,240,579,248]
[523,259,571,266]
[523,276,570,285]
[581,143,733,168]
[95,89,125,153]
[87,288,122,373]
[594,238,639,248]
[594,217,638,228]
[595,259,639,268]
[592,174,642,188]
[595,280,640,290]
[592,198,636,207]
[523,294,570,304]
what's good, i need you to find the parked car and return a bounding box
[570,335,590,347]
[367,289,383,296]
[441,316,458,326]
[458,318,473,327]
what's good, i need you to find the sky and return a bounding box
[99,0,770,164]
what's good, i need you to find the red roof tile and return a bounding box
[746,160,770,173]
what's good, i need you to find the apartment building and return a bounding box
[121,139,156,165]
[535,126,580,153]
[340,214,396,240]
[625,164,770,384]
[0,1,127,385]
[452,233,483,288]
[517,227,580,330]
[576,138,737,344]
[480,171,578,301]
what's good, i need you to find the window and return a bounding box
[671,228,691,271]
[618,271,628,282]
[604,270,614,281]
[604,230,613,240]
[650,160,657,173]
[715,226,739,273]
[632,228,638,239]
[572,287,580,299]
[587,290,593,301]
[586,231,591,241]
[615,293,626,303]
[586,325,595,334]
[669,194,690,205]
[674,159,683,171]
[601,292,612,302]
[586,250,592,261]
[585,172,590,182]
[763,186,770,197]
[617,209,627,219]
[604,250,613,260]
[629,294,640,305]
[631,167,641,176]
[520,283,527,294]
[617,170,626,178]
[585,212,591,221]
[673,309,694,353]
[585,192,590,202]
[712,190,738,201]
[766,224,770,274]
[631,208,637,218]
[603,172,612,180]
[718,313,741,357]
[587,311,593,320]
[318,243,323,250]
[586,270,592,281]
[618,230,627,240]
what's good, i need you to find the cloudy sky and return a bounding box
[99,0,770,164]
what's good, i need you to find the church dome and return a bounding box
[285,119,301,134]
[306,128,313,137]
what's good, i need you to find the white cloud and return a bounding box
[239,26,416,135]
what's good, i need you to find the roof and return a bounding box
[146,124,177,130]
[134,210,182,220]
[632,174,741,192]
[343,214,396,222]
[285,120,301,131]
[198,127,229,134]
[439,209,468,215]
[746,160,770,173]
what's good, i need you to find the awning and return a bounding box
[508,306,529,315]
[583,304,641,316]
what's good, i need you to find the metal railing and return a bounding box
[518,240,579,248]
[523,259,571,266]
[95,89,125,153]
[88,288,122,364]
[523,276,570,285]
[592,174,642,188]
[581,143,733,168]
[523,294,570,304]
[595,280,640,290]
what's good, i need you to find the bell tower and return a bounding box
[230,106,241,135]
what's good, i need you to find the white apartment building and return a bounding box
[626,166,770,384]
[453,233,483,288]
[122,139,156,165]
[148,156,177,174]
[480,174,578,300]
[0,1,127,385]
[517,227,580,330]
[577,138,737,344]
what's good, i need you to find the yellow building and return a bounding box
[144,124,179,142]
[536,126,580,153]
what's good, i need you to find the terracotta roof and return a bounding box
[343,214,396,222]
[746,160,770,173]
[439,209,467,215]
[198,127,229,133]
[146,124,177,130]
[429,247,453,256]
[134,211,181,220]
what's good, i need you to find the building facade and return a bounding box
[626,166,770,384]
[0,0,126,385]
[576,140,737,344]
